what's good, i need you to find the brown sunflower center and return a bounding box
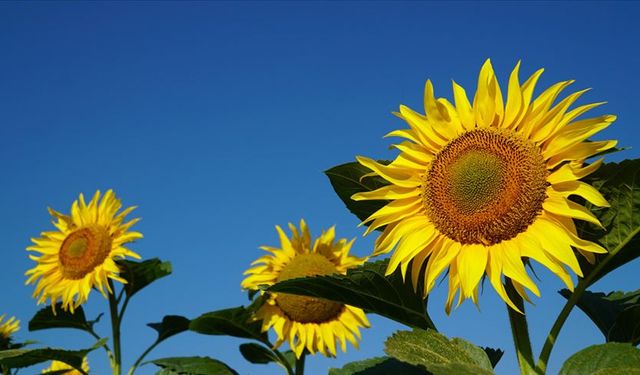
[275,253,343,323]
[423,129,548,245]
[59,226,112,279]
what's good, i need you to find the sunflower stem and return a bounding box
[294,351,306,375]
[505,278,536,375]
[127,340,160,375]
[108,280,122,375]
[272,349,294,375]
[535,226,640,374]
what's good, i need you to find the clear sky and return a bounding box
[1,2,639,374]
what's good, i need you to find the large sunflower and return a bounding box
[0,315,19,348]
[353,60,615,313]
[42,357,89,374]
[26,190,142,312]
[242,220,370,358]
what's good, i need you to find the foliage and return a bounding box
[268,259,435,330]
[559,343,640,375]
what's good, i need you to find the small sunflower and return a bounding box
[354,60,615,312]
[26,190,142,312]
[0,314,19,348]
[42,357,89,374]
[242,220,370,358]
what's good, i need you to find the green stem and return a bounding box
[535,226,640,374]
[108,280,122,375]
[272,348,294,375]
[294,351,306,375]
[88,327,114,361]
[127,340,160,375]
[505,278,536,375]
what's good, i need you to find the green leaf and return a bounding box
[481,347,504,368]
[28,304,101,333]
[238,343,281,365]
[148,315,191,343]
[189,306,268,344]
[0,338,106,371]
[384,329,494,375]
[267,259,435,330]
[118,258,173,298]
[559,289,640,345]
[149,356,238,375]
[576,159,640,286]
[559,342,640,375]
[325,161,391,225]
[329,356,428,375]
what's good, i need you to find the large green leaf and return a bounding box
[28,304,101,333]
[189,306,268,344]
[384,329,494,375]
[325,161,391,224]
[118,258,173,297]
[267,259,435,330]
[559,343,640,375]
[329,356,427,375]
[0,338,106,372]
[148,315,191,343]
[576,159,640,286]
[559,289,640,345]
[149,356,238,375]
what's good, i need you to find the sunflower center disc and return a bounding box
[275,253,343,323]
[423,129,548,245]
[59,226,112,279]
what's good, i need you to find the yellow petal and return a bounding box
[455,243,488,299]
[543,193,602,227]
[547,158,603,184]
[551,181,609,207]
[452,80,475,130]
[503,61,523,129]
[355,156,421,188]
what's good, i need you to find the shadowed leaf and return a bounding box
[560,289,640,345]
[268,259,435,330]
[149,356,238,375]
[238,343,276,364]
[325,161,391,225]
[0,338,106,371]
[189,306,268,344]
[118,258,173,297]
[576,159,640,286]
[329,356,428,375]
[482,347,504,368]
[148,315,191,343]
[29,304,101,333]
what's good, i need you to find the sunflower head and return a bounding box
[353,60,615,312]
[26,190,142,312]
[42,357,89,374]
[0,314,20,348]
[242,220,370,358]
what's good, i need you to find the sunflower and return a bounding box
[0,315,19,348]
[42,357,89,374]
[26,190,142,312]
[242,220,370,358]
[353,60,615,313]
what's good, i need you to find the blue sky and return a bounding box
[1,2,639,374]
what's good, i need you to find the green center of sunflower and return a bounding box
[59,226,112,280]
[275,253,343,323]
[423,129,548,245]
